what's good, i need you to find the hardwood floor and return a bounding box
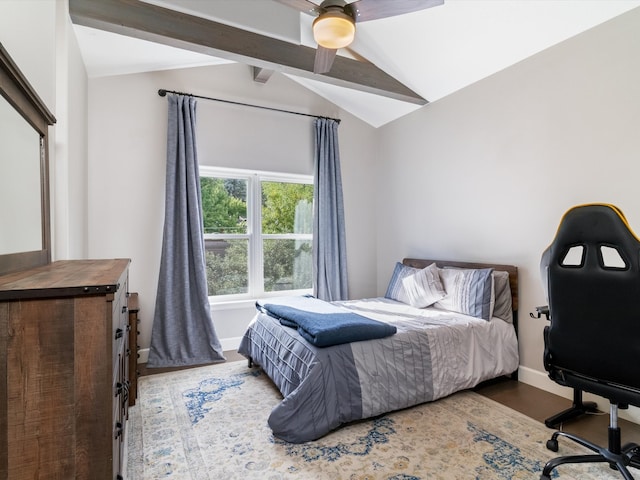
[139,351,640,449]
[475,378,640,448]
[137,350,244,377]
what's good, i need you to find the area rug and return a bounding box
[127,361,634,480]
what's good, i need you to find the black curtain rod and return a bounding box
[158,88,340,123]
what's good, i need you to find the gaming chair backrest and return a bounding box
[542,203,640,390]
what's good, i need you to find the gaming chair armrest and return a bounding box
[543,324,552,372]
[530,305,552,371]
[530,305,550,320]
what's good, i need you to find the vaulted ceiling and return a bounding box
[70,0,640,127]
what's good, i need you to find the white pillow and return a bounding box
[401,263,446,308]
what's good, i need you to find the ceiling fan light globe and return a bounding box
[312,11,355,49]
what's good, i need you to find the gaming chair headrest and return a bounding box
[539,204,640,301]
[543,203,640,273]
[552,204,639,250]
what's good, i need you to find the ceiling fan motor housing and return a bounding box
[279,0,444,73]
[313,0,356,49]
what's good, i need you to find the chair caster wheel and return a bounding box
[540,476,551,480]
[546,438,559,452]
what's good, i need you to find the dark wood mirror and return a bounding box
[0,43,56,276]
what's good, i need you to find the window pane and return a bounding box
[204,239,248,295]
[263,239,312,292]
[201,177,248,234]
[261,181,313,234]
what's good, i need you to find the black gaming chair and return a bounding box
[539,203,640,480]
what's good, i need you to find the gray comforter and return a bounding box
[237,297,519,443]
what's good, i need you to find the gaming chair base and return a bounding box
[540,430,640,480]
[544,388,598,428]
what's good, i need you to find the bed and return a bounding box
[237,258,520,443]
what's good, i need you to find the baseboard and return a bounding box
[518,366,640,425]
[136,337,242,365]
[518,366,573,399]
[221,336,242,351]
[138,348,149,364]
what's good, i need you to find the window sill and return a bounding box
[209,299,256,311]
[209,289,312,311]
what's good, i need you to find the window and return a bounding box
[200,167,313,300]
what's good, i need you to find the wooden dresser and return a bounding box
[0,259,131,480]
[127,292,140,407]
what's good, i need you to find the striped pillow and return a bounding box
[385,262,445,307]
[435,267,494,320]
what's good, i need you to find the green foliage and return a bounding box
[200,177,247,234]
[205,240,248,296]
[262,182,313,234]
[263,239,312,292]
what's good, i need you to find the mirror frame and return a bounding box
[0,43,56,276]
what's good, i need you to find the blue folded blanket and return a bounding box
[258,296,397,347]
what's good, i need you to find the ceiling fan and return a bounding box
[275,0,444,74]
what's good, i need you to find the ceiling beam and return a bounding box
[252,67,275,84]
[68,0,427,105]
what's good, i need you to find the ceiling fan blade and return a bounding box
[351,0,444,23]
[314,46,338,74]
[273,0,321,16]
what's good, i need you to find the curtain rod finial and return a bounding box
[158,89,167,97]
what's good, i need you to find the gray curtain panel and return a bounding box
[313,117,349,301]
[147,94,225,367]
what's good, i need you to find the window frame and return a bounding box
[200,166,314,302]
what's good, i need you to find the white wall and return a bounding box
[87,63,378,355]
[55,2,89,260]
[376,8,640,408]
[0,1,56,111]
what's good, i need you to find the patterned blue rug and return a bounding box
[127,361,632,479]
